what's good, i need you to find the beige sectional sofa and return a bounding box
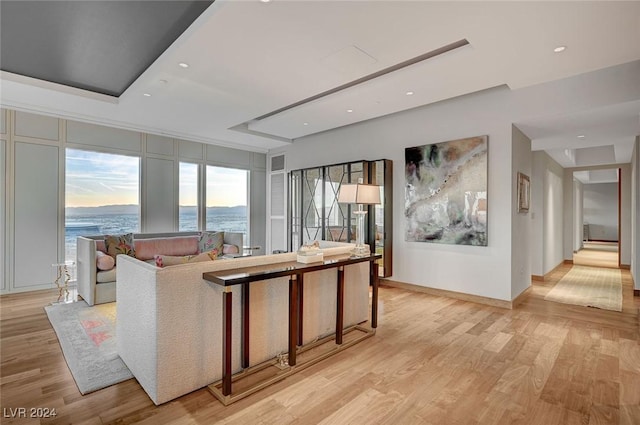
[115,242,369,405]
[76,231,243,306]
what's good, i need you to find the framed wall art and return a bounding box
[405,135,488,246]
[517,172,530,213]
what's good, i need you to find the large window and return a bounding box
[65,149,140,261]
[179,162,199,231]
[205,166,248,237]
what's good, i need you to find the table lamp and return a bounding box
[337,178,381,256]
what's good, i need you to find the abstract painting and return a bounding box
[405,135,488,246]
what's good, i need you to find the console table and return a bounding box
[203,253,381,405]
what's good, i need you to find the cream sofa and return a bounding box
[116,242,369,405]
[77,231,243,306]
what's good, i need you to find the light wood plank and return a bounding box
[1,263,638,424]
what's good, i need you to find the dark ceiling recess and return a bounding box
[0,1,213,97]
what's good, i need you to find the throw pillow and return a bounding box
[198,231,224,257]
[96,250,115,271]
[222,243,240,255]
[154,251,217,268]
[104,233,135,259]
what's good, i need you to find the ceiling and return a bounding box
[1,1,639,164]
[0,1,213,97]
[573,169,619,185]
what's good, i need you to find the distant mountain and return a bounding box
[67,204,246,216]
[66,204,138,216]
[205,205,246,216]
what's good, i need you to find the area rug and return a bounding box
[544,266,622,312]
[44,301,133,394]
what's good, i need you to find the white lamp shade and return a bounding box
[338,183,381,205]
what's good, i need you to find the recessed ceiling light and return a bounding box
[159,79,168,84]
[577,135,585,138]
[303,122,308,126]
[553,46,566,53]
[143,93,152,97]
[178,62,189,68]
[346,109,353,113]
[406,91,414,96]
[260,0,271,2]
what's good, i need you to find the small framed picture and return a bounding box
[517,172,530,213]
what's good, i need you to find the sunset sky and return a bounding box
[65,149,247,208]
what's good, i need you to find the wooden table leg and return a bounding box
[288,274,298,366]
[371,262,379,329]
[242,283,250,369]
[336,266,344,345]
[297,274,304,346]
[222,287,232,396]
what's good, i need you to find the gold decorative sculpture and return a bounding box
[52,262,74,303]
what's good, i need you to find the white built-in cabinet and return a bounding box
[1,136,5,291]
[14,142,60,288]
[266,153,287,254]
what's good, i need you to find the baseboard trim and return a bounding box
[586,239,619,243]
[634,289,639,297]
[620,264,630,270]
[532,261,568,283]
[511,286,532,308]
[380,279,514,309]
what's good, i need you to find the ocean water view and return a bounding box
[65,206,247,261]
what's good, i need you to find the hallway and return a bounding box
[573,241,619,269]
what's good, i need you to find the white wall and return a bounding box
[583,183,618,242]
[1,109,267,294]
[275,62,640,302]
[546,166,565,273]
[573,179,584,251]
[282,87,515,301]
[632,137,639,289]
[531,153,544,276]
[620,165,631,267]
[511,126,532,299]
[530,151,564,276]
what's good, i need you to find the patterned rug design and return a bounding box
[45,301,133,394]
[544,266,622,312]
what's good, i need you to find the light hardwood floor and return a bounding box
[1,264,639,425]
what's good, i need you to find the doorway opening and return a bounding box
[572,168,620,269]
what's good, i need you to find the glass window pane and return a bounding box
[301,168,322,244]
[206,166,248,239]
[179,162,198,231]
[65,149,140,262]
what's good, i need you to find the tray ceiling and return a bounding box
[0,1,638,162]
[0,1,213,97]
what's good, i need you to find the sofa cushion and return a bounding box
[135,236,199,261]
[154,251,217,268]
[198,231,224,256]
[96,240,106,253]
[105,233,135,259]
[96,250,115,271]
[96,268,117,283]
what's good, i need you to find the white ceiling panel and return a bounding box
[0,0,639,159]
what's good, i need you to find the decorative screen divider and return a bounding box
[289,159,392,277]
